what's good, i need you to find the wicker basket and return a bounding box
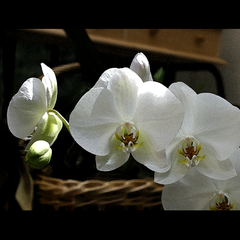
[34,174,164,210]
[32,62,164,210]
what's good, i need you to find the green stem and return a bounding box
[48,109,70,133]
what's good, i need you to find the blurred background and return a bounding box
[178,29,240,106]
[2,29,240,107]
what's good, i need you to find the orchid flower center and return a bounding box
[209,190,233,211]
[177,136,206,167]
[115,121,143,154]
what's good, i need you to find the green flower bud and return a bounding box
[25,140,52,169]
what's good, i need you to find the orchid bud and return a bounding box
[25,140,52,169]
[130,52,153,82]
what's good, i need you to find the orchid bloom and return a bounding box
[7,63,67,151]
[155,82,240,185]
[69,66,184,172]
[162,148,240,210]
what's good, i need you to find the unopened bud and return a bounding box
[25,140,52,169]
[130,52,153,82]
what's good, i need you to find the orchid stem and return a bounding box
[48,109,70,133]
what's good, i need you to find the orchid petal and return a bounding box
[192,93,240,160]
[41,63,57,110]
[196,153,237,180]
[69,87,121,156]
[133,81,184,151]
[169,81,197,102]
[70,87,104,124]
[154,154,190,185]
[107,68,143,120]
[227,148,240,191]
[96,135,130,171]
[162,167,218,210]
[93,68,118,88]
[7,78,47,139]
[130,52,153,82]
[154,132,190,184]
[131,129,170,172]
[169,82,197,135]
[228,190,240,210]
[25,111,62,151]
[225,149,240,208]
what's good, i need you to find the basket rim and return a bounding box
[34,174,164,209]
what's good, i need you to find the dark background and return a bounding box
[0,30,157,185]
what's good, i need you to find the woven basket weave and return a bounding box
[34,174,164,210]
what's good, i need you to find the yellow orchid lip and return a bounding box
[209,190,234,211]
[115,121,143,154]
[177,136,206,167]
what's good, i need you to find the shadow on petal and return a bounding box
[25,112,62,151]
[96,135,130,171]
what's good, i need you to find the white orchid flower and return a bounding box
[130,52,153,82]
[69,67,184,172]
[155,82,240,185]
[7,63,68,150]
[162,148,240,210]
